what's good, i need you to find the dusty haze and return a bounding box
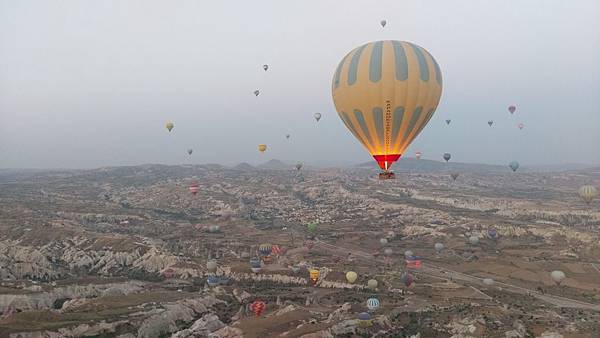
[1,0,599,168]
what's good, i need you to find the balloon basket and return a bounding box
[379,172,396,180]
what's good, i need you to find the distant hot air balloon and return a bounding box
[443,153,451,162]
[415,151,422,160]
[206,260,218,273]
[400,271,414,287]
[304,240,315,251]
[263,64,269,71]
[259,243,272,257]
[384,248,393,256]
[404,250,414,259]
[307,222,317,234]
[488,120,493,127]
[249,257,262,273]
[518,123,524,130]
[258,144,267,153]
[332,40,443,177]
[379,238,388,245]
[450,172,459,181]
[358,312,372,327]
[445,119,451,125]
[509,161,520,172]
[469,236,479,245]
[286,134,290,139]
[366,298,380,312]
[314,113,322,122]
[487,227,498,240]
[254,90,260,96]
[250,300,266,316]
[579,185,598,204]
[189,182,199,195]
[483,278,495,286]
[166,122,174,132]
[187,149,193,155]
[208,225,220,233]
[207,275,220,287]
[434,243,444,253]
[551,270,566,286]
[508,105,516,114]
[295,163,303,171]
[380,20,387,27]
[346,271,358,284]
[367,279,378,290]
[309,269,320,284]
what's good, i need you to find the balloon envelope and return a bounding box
[551,270,566,285]
[258,144,267,153]
[309,269,320,283]
[434,243,444,253]
[578,185,598,204]
[346,271,358,283]
[469,236,479,245]
[254,90,260,96]
[331,40,443,171]
[445,119,451,125]
[187,149,193,155]
[263,64,268,71]
[450,172,459,181]
[166,122,174,132]
[443,153,451,162]
[314,113,322,122]
[250,301,266,316]
[508,105,516,114]
[380,20,386,27]
[488,120,493,126]
[509,161,520,172]
[400,272,414,287]
[367,279,378,290]
[366,298,380,311]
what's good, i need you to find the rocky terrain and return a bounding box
[0,163,599,337]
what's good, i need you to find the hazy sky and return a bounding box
[1,0,599,168]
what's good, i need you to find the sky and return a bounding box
[1,0,599,169]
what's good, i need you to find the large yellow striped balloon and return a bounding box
[332,40,443,170]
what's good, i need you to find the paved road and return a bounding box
[314,238,600,311]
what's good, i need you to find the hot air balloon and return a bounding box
[332,40,443,179]
[483,278,495,286]
[346,271,358,284]
[295,163,303,171]
[551,270,566,286]
[259,243,272,257]
[434,243,444,253]
[450,172,459,181]
[304,240,315,251]
[469,236,479,245]
[509,161,519,172]
[208,225,220,233]
[380,20,387,27]
[578,185,598,204]
[415,151,422,160]
[443,153,451,162]
[286,134,290,139]
[400,271,414,287]
[518,123,524,130]
[445,119,451,125]
[307,222,317,234]
[384,248,393,256]
[309,269,320,284]
[358,312,372,327]
[189,182,199,195]
[166,122,174,132]
[258,144,267,153]
[488,120,493,127]
[314,113,322,122]
[404,250,414,259]
[263,64,269,71]
[250,300,266,316]
[206,259,218,273]
[187,149,193,155]
[380,238,388,245]
[508,105,516,114]
[207,276,220,287]
[367,279,378,290]
[487,227,498,240]
[366,298,380,312]
[249,257,262,273]
[254,90,260,96]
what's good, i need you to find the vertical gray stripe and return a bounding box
[391,106,405,143]
[402,107,423,142]
[369,41,384,82]
[353,109,374,147]
[347,44,367,85]
[430,54,442,86]
[372,107,384,148]
[410,44,429,82]
[413,109,435,137]
[340,112,363,143]
[333,51,352,89]
[391,41,408,81]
